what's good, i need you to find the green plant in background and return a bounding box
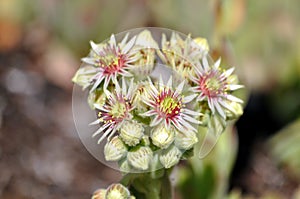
[72,28,244,199]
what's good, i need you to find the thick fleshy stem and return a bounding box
[120,169,172,199]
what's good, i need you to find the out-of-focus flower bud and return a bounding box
[92,189,106,199]
[193,37,209,55]
[174,131,198,150]
[106,184,130,199]
[72,66,95,89]
[225,101,244,120]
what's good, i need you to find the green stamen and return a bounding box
[110,102,126,118]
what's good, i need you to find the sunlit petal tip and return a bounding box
[110,34,117,47]
[166,76,173,88]
[175,80,185,94]
[227,94,243,103]
[89,119,100,125]
[202,56,210,72]
[224,67,235,77]
[90,41,99,52]
[227,84,244,90]
[214,58,221,68]
[120,33,129,46]
[81,57,96,65]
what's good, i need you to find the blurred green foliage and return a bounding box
[178,125,238,199]
[268,119,300,180]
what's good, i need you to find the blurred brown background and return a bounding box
[0,0,300,198]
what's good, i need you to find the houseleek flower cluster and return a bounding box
[72,29,243,173]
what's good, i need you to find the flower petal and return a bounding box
[213,98,226,119]
[226,94,243,103]
[183,94,197,103]
[175,80,185,96]
[82,57,96,65]
[227,84,244,90]
[150,116,163,127]
[98,127,113,144]
[122,35,136,54]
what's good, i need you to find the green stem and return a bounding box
[120,169,173,199]
[161,170,172,199]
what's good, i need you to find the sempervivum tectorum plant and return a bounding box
[73,28,244,176]
[73,28,245,199]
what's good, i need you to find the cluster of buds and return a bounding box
[73,29,244,171]
[92,183,135,199]
[103,120,198,171]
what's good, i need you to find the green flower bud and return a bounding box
[118,159,132,174]
[135,29,159,49]
[120,121,144,146]
[127,146,153,171]
[104,136,127,161]
[106,184,130,199]
[72,66,96,89]
[159,145,182,169]
[174,131,198,150]
[225,101,243,120]
[193,37,209,54]
[151,125,175,149]
[92,189,106,199]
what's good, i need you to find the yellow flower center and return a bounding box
[102,54,119,67]
[110,102,126,118]
[205,77,220,91]
[160,97,180,114]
